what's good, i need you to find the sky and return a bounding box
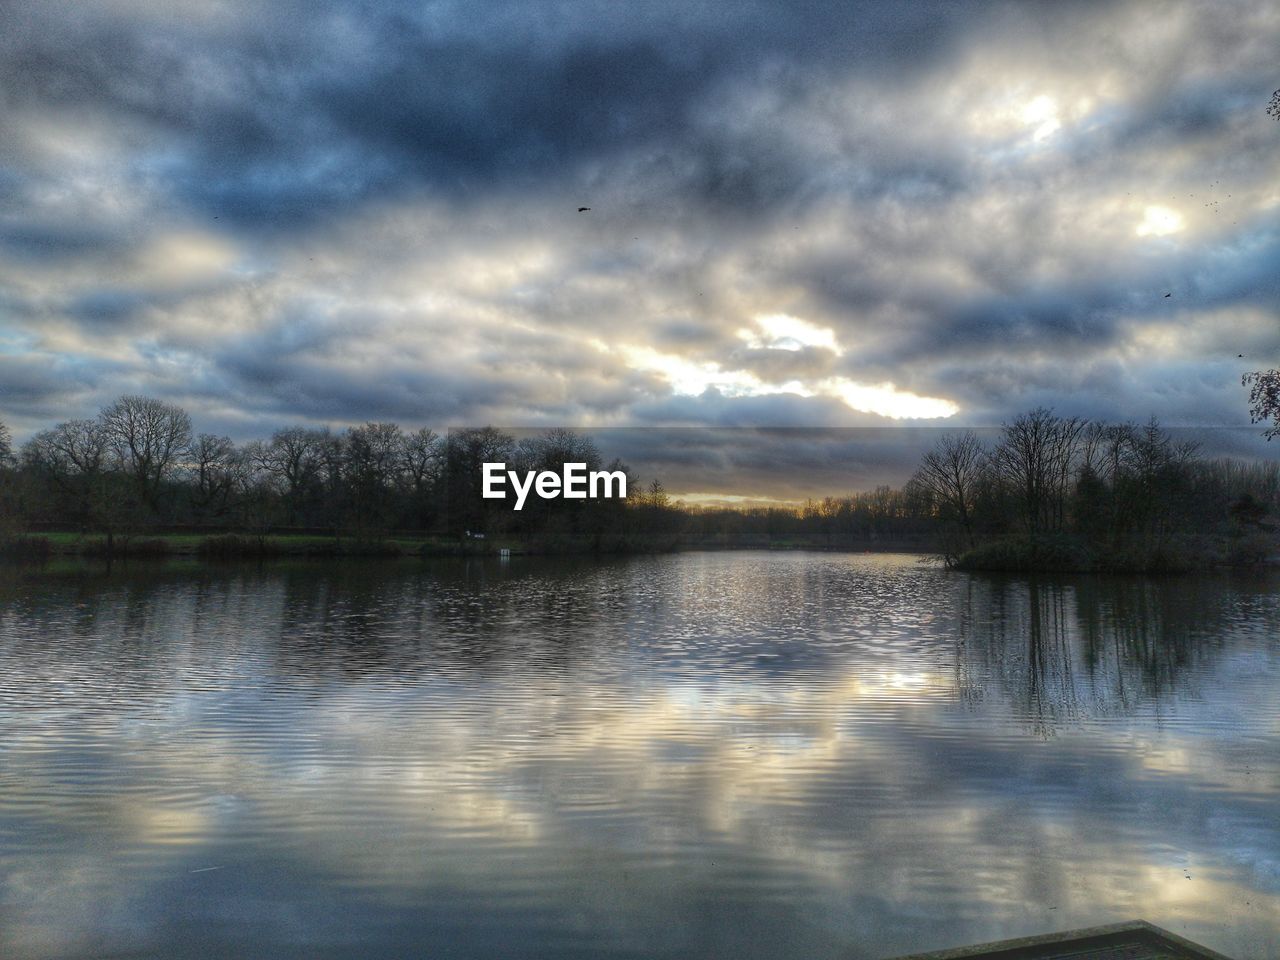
[1,0,1279,495]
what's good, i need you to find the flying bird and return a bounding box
[577,207,591,212]
[1164,293,1172,297]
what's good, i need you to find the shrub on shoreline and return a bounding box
[954,533,1211,574]
[955,534,1094,573]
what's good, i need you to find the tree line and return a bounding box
[1,399,1277,566]
[0,397,655,553]
[907,408,1279,570]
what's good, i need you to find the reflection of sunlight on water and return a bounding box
[129,805,217,846]
[0,555,1278,959]
[852,669,942,700]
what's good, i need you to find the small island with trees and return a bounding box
[909,408,1277,572]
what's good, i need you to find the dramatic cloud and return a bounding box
[1,0,1278,490]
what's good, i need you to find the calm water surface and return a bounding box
[1,553,1278,959]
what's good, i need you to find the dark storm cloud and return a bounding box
[0,351,121,437]
[0,0,995,227]
[0,356,80,406]
[0,224,121,263]
[66,290,155,328]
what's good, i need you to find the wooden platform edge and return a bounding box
[882,919,1236,960]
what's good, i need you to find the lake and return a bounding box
[1,552,1277,959]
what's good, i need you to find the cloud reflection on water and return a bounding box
[0,555,1278,959]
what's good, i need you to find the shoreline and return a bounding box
[3,531,1277,574]
[0,530,937,563]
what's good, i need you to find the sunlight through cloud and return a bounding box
[1136,205,1185,237]
[1021,95,1061,142]
[618,346,958,420]
[740,314,843,353]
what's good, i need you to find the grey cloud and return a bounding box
[66,290,154,328]
[1,0,1279,491]
[0,224,120,263]
[578,427,979,499]
[0,0,994,227]
[731,346,841,382]
[652,320,723,348]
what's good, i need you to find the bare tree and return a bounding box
[990,408,1089,534]
[99,395,192,510]
[24,419,109,488]
[443,426,515,535]
[225,446,282,545]
[343,422,404,533]
[259,427,328,522]
[911,430,986,550]
[0,441,19,541]
[0,419,12,466]
[345,423,403,487]
[316,430,346,508]
[517,428,603,474]
[186,434,241,522]
[400,427,440,530]
[400,428,440,495]
[22,418,143,548]
[259,427,319,494]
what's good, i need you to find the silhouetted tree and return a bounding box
[6,394,1276,565]
[0,419,19,541]
[343,422,403,535]
[442,427,514,536]
[100,395,192,512]
[22,418,146,550]
[989,408,1088,534]
[260,427,326,523]
[400,427,441,530]
[23,419,111,528]
[185,434,242,522]
[909,430,985,553]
